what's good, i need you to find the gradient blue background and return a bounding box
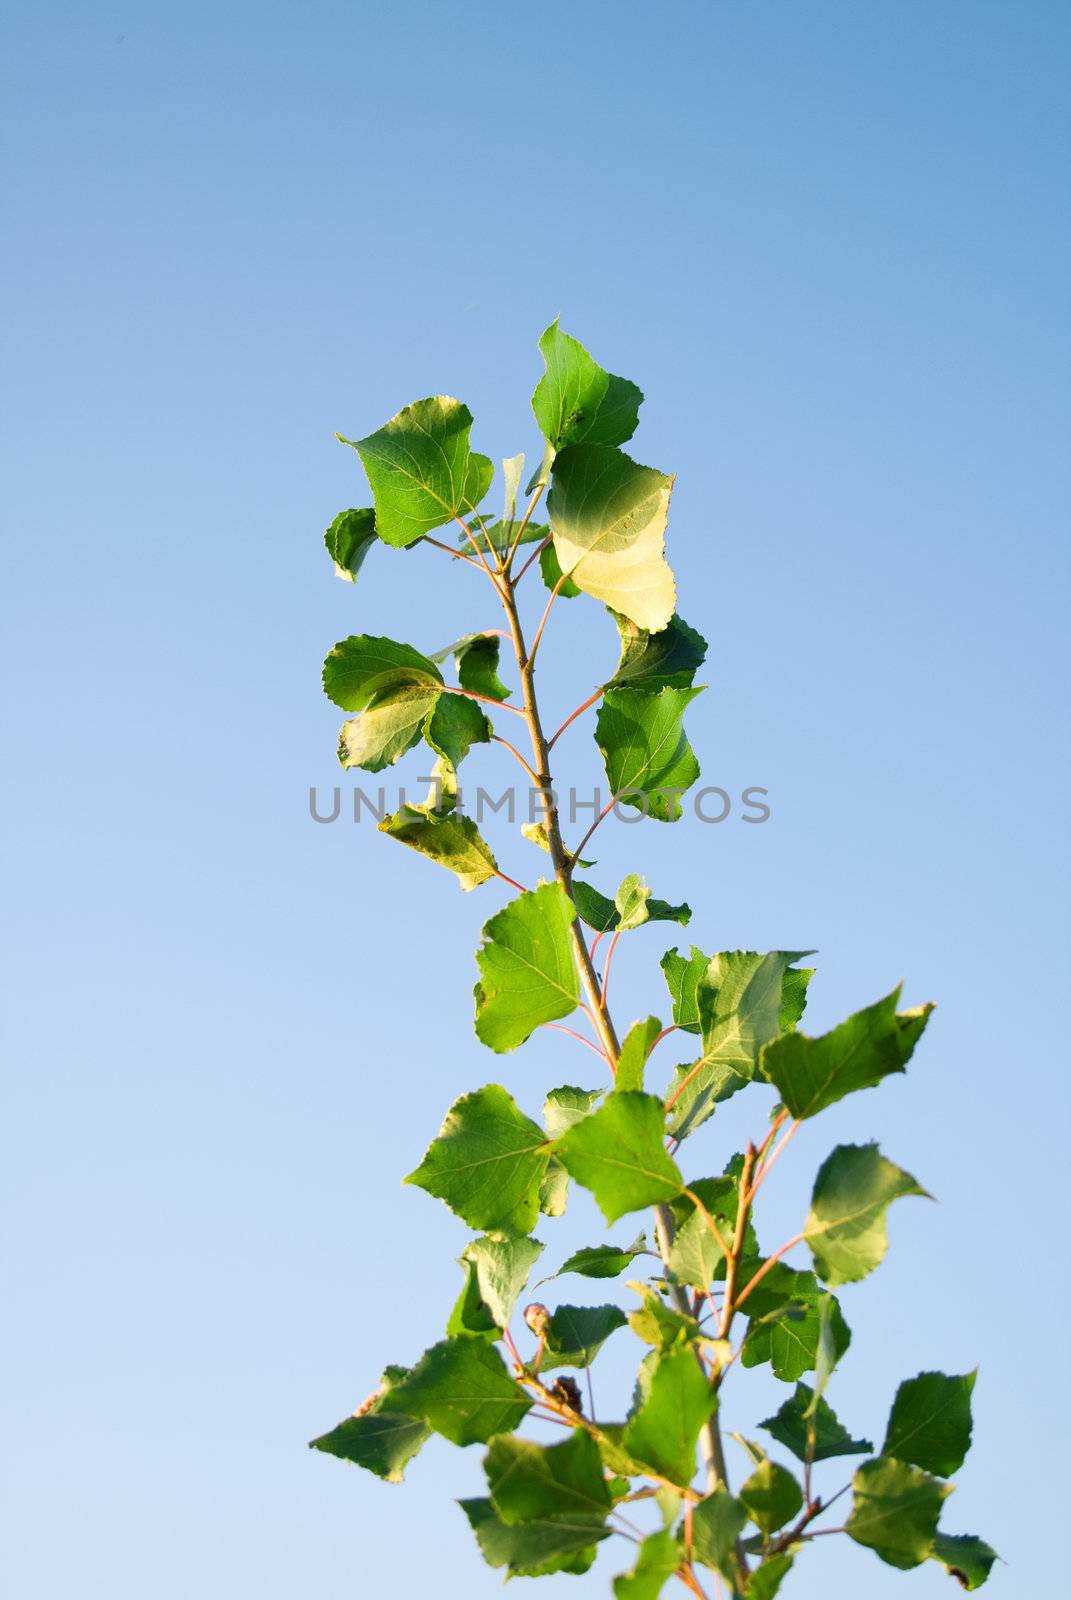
[4,2,1068,1594]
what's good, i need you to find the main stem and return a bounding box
[495,560,736,1544]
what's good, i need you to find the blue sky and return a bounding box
[3,1,1068,1594]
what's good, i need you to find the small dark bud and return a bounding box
[549,1375,583,1413]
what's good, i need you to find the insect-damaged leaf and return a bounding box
[342,395,493,547]
[474,883,581,1052]
[931,1532,999,1590]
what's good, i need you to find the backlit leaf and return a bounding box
[432,631,511,703]
[574,879,690,934]
[459,1235,545,1330]
[541,1303,628,1371]
[344,396,492,547]
[616,1017,662,1093]
[543,1084,603,1138]
[485,1429,613,1523]
[474,883,581,1052]
[324,633,444,773]
[805,1143,929,1286]
[613,1529,682,1599]
[606,612,708,692]
[405,1084,550,1235]
[622,1344,718,1487]
[324,507,376,582]
[761,987,934,1121]
[309,1365,430,1483]
[597,686,702,821]
[931,1532,999,1590]
[549,1233,647,1282]
[379,806,498,891]
[548,445,676,632]
[555,1092,683,1223]
[740,1265,851,1383]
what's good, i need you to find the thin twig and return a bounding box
[513,532,552,584]
[548,686,604,748]
[732,1233,806,1313]
[494,869,529,895]
[526,569,569,668]
[422,535,485,571]
[542,1022,611,1062]
[571,796,617,866]
[748,1119,800,1202]
[491,733,540,784]
[445,687,527,718]
[599,928,623,1005]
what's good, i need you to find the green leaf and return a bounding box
[421,691,492,808]
[405,1084,550,1235]
[447,1253,498,1340]
[460,1496,608,1576]
[747,1555,794,1599]
[691,1486,748,1576]
[606,612,708,692]
[502,453,525,521]
[739,1458,803,1536]
[325,507,376,582]
[389,1336,532,1446]
[740,1266,851,1383]
[761,986,934,1120]
[759,1382,873,1463]
[550,1233,647,1282]
[540,539,582,597]
[485,1428,613,1523]
[344,396,492,548]
[458,1235,545,1329]
[613,1529,682,1599]
[596,687,702,821]
[660,946,709,1034]
[379,807,499,891]
[622,1344,718,1487]
[882,1370,976,1477]
[626,1282,701,1351]
[432,632,511,703]
[617,1017,662,1092]
[665,951,815,1138]
[474,883,581,1052]
[543,1084,603,1138]
[805,1143,929,1286]
[541,1303,628,1371]
[464,517,550,555]
[309,1366,430,1483]
[324,634,444,772]
[523,822,595,868]
[846,1456,952,1570]
[530,321,643,498]
[666,1175,753,1291]
[539,1158,569,1218]
[931,1533,999,1590]
[548,445,676,632]
[573,879,690,934]
[556,1092,683,1223]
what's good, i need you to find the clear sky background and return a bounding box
[3,2,1068,1595]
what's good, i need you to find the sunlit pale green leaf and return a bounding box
[543,1084,603,1138]
[378,806,498,891]
[761,987,934,1121]
[622,1344,718,1487]
[739,1458,803,1536]
[606,612,708,691]
[931,1532,999,1590]
[540,539,582,597]
[666,951,815,1138]
[846,1456,951,1570]
[666,1175,755,1291]
[573,880,690,934]
[616,1017,662,1092]
[759,1382,873,1463]
[460,1496,608,1575]
[613,1529,682,1600]
[446,1253,498,1340]
[485,1429,613,1523]
[309,1365,430,1483]
[740,1265,851,1383]
[805,1143,929,1286]
[405,1084,550,1235]
[390,1336,532,1446]
[324,634,444,772]
[555,1092,683,1223]
[541,1303,628,1371]
[548,445,676,631]
[343,396,492,547]
[324,507,376,582]
[882,1370,976,1477]
[626,1282,700,1351]
[474,883,581,1052]
[660,946,708,1034]
[597,686,702,821]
